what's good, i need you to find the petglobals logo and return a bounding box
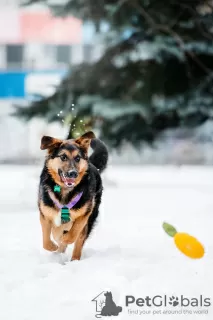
[92,291,122,318]
[125,295,211,308]
[91,292,211,317]
[125,295,211,316]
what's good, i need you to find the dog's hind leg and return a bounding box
[71,226,87,261]
[40,213,58,251]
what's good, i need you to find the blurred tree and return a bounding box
[14,0,213,147]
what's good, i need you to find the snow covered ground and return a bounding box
[1,165,213,320]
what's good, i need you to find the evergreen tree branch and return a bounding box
[177,2,213,41]
[14,0,213,146]
[130,0,211,75]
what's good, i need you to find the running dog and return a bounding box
[38,131,108,260]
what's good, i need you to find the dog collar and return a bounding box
[48,190,83,224]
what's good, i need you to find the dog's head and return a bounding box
[40,131,95,188]
[104,292,112,299]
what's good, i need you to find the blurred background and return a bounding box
[1,0,213,165]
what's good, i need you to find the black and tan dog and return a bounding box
[38,131,108,260]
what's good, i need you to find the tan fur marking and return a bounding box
[40,136,62,151]
[58,149,78,158]
[39,199,93,256]
[61,215,89,245]
[71,201,92,220]
[71,226,87,260]
[51,221,72,243]
[57,243,68,253]
[48,167,62,186]
[75,131,95,154]
[40,199,90,223]
[71,150,79,157]
[40,200,58,221]
[52,226,68,253]
[40,213,58,251]
[46,145,88,194]
[73,161,88,188]
[61,199,95,246]
[51,201,91,244]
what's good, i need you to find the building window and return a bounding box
[56,45,71,64]
[83,45,93,63]
[71,45,84,65]
[43,45,56,66]
[0,45,6,69]
[6,45,23,68]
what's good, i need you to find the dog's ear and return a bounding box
[75,131,96,152]
[40,136,62,150]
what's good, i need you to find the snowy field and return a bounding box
[1,165,213,320]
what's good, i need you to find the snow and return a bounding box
[1,165,213,319]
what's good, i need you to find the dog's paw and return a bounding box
[61,231,73,245]
[61,235,71,245]
[57,243,67,253]
[43,241,58,252]
[71,257,81,261]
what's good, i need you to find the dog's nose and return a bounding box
[67,170,78,178]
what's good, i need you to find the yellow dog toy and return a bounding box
[163,222,205,259]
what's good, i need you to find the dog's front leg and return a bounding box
[40,213,58,251]
[51,224,73,253]
[61,202,94,259]
[61,216,87,245]
[71,225,88,261]
[61,216,89,261]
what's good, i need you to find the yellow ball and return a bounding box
[174,232,205,259]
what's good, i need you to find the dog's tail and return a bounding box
[89,138,108,174]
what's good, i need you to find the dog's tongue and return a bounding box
[61,176,75,186]
[62,177,74,183]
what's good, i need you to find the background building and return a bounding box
[0,0,103,162]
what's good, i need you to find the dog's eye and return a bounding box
[74,155,81,163]
[60,154,67,161]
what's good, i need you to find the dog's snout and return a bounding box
[67,170,78,178]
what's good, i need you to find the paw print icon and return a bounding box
[169,296,179,307]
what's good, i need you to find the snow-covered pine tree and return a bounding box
[14,0,213,147]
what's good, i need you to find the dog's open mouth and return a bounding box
[59,171,75,188]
